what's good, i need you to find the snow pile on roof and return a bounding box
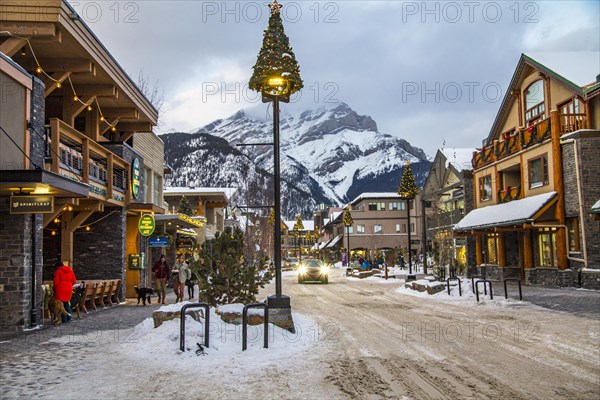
[440,148,476,172]
[349,192,403,205]
[283,220,314,231]
[525,52,600,88]
[164,187,237,199]
[592,199,600,214]
[454,192,556,231]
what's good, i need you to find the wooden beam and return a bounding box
[498,233,506,267]
[0,22,57,37]
[43,207,65,228]
[44,72,70,97]
[19,58,93,74]
[115,122,153,133]
[100,118,120,136]
[63,95,96,126]
[523,229,533,269]
[73,84,117,97]
[0,37,27,57]
[102,108,139,119]
[119,131,135,143]
[74,200,104,212]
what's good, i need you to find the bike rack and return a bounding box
[179,302,210,352]
[475,280,493,302]
[446,277,462,296]
[503,278,523,301]
[471,276,487,295]
[242,303,269,351]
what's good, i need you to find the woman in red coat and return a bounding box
[53,261,76,322]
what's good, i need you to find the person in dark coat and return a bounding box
[53,261,76,323]
[152,254,170,304]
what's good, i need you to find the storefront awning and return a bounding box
[0,169,89,198]
[154,213,205,229]
[326,234,343,248]
[454,192,557,232]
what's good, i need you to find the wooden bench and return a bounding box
[78,279,122,311]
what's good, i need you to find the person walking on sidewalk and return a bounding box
[174,254,191,303]
[152,254,170,304]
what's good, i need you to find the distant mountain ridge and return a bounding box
[161,103,431,218]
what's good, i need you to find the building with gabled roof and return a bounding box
[455,52,600,288]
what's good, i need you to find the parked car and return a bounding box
[297,259,329,284]
[284,257,299,270]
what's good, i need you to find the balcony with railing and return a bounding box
[559,113,589,134]
[47,118,130,205]
[472,117,552,170]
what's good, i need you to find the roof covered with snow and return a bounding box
[349,192,404,206]
[454,192,557,231]
[440,148,476,172]
[164,187,236,200]
[283,220,315,232]
[592,200,600,214]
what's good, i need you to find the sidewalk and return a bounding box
[0,288,186,350]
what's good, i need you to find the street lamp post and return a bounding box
[342,206,353,269]
[249,0,303,313]
[397,161,420,279]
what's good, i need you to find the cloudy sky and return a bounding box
[71,0,599,158]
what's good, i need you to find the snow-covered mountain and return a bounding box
[161,103,431,218]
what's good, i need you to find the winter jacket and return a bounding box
[152,260,171,279]
[53,265,76,302]
[175,262,191,283]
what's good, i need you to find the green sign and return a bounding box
[138,214,155,236]
[131,158,141,200]
[10,195,54,214]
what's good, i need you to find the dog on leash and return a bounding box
[134,286,155,305]
[50,285,84,325]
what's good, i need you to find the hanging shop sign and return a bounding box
[10,195,54,214]
[148,237,169,247]
[131,158,141,200]
[138,214,155,236]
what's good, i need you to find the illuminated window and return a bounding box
[538,228,557,267]
[567,218,581,252]
[485,233,498,264]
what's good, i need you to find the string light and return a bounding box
[85,226,91,231]
[3,32,119,131]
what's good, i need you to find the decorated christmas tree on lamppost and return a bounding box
[249,1,303,315]
[342,206,353,268]
[397,161,420,275]
[293,213,304,262]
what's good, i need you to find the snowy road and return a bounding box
[1,269,599,399]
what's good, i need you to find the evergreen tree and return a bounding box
[177,196,194,216]
[268,207,275,225]
[249,1,303,96]
[191,226,273,306]
[342,206,354,226]
[293,213,304,231]
[397,162,420,199]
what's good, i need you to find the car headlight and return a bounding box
[298,266,308,274]
[320,266,330,275]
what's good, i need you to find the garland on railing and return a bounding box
[521,118,550,148]
[495,135,518,158]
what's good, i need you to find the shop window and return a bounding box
[525,80,545,123]
[538,228,558,267]
[567,218,581,252]
[357,224,365,234]
[485,233,498,264]
[479,175,492,202]
[528,154,548,189]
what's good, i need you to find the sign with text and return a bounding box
[138,214,155,236]
[131,158,141,200]
[10,195,54,214]
[148,237,168,247]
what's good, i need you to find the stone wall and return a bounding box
[73,207,126,300]
[561,133,600,289]
[525,268,577,287]
[475,265,520,281]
